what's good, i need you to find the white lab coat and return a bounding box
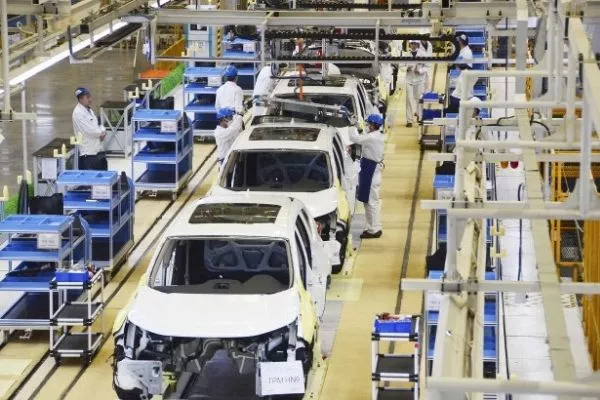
[215,81,244,115]
[72,103,104,156]
[458,45,473,69]
[214,115,243,162]
[252,66,276,117]
[348,127,385,233]
[405,48,428,124]
[451,72,475,101]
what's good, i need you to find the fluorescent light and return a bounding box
[0,133,4,145]
[6,21,129,87]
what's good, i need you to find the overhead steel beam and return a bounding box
[5,2,45,14]
[154,2,517,27]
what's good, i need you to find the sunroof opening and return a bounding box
[249,127,321,141]
[189,203,281,224]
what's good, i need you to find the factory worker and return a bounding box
[215,64,245,115]
[214,108,243,167]
[348,114,386,239]
[72,87,107,170]
[447,34,475,113]
[405,40,428,127]
[252,64,278,117]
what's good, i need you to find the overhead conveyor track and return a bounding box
[67,23,144,62]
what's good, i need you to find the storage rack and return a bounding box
[57,170,134,270]
[371,315,420,400]
[32,138,78,196]
[0,214,89,330]
[131,109,193,197]
[183,67,221,139]
[418,92,445,151]
[49,270,104,364]
[99,100,136,157]
[222,37,259,94]
[123,79,162,109]
[433,173,454,252]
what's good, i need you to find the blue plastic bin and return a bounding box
[422,109,442,120]
[69,271,89,283]
[55,271,70,282]
[374,318,412,333]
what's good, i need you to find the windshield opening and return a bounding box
[149,237,292,295]
[221,150,333,192]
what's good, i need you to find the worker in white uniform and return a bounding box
[348,114,386,239]
[405,40,428,127]
[463,96,484,140]
[72,87,107,170]
[214,108,243,167]
[252,64,278,117]
[447,33,474,113]
[420,35,433,87]
[215,65,245,115]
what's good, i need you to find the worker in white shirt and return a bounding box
[420,36,433,87]
[447,33,474,113]
[463,96,483,140]
[72,87,107,170]
[347,114,386,239]
[252,64,277,117]
[405,40,428,127]
[214,108,243,167]
[215,65,245,115]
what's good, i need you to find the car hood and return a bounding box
[128,286,300,338]
[210,186,338,218]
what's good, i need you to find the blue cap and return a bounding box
[366,114,384,127]
[75,87,91,98]
[223,64,238,78]
[216,107,236,120]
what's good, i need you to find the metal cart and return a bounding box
[100,100,136,157]
[32,138,78,196]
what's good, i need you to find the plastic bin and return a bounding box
[374,318,412,333]
[69,271,89,283]
[55,271,70,282]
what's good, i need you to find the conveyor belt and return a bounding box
[68,23,143,61]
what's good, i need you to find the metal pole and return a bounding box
[580,96,592,215]
[21,85,27,179]
[1,0,11,113]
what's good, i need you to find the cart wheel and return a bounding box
[84,356,92,365]
[54,356,61,366]
[171,192,177,201]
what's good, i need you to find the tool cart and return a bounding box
[131,109,193,198]
[371,314,420,400]
[183,67,221,139]
[49,269,104,364]
[57,170,134,270]
[100,100,136,157]
[0,214,89,331]
[418,92,445,151]
[32,138,78,196]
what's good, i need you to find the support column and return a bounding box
[584,221,600,369]
[515,0,528,91]
[1,0,11,113]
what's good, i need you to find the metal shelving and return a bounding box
[371,315,420,400]
[57,170,134,270]
[32,138,78,196]
[49,270,105,364]
[0,214,89,330]
[100,100,136,157]
[132,109,193,197]
[183,67,221,139]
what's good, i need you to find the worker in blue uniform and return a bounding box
[214,108,243,167]
[72,87,107,170]
[215,64,245,115]
[348,114,386,239]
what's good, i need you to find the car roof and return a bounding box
[272,72,358,96]
[230,121,336,152]
[163,194,300,240]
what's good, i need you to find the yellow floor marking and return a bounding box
[327,278,364,301]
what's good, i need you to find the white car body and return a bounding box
[210,121,357,271]
[270,72,378,147]
[112,195,331,399]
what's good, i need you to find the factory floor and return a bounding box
[0,48,446,399]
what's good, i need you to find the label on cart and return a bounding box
[437,189,454,201]
[426,291,442,311]
[38,233,60,249]
[257,361,305,396]
[41,158,58,180]
[92,185,111,200]
[160,120,178,133]
[243,42,256,53]
[208,75,222,87]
